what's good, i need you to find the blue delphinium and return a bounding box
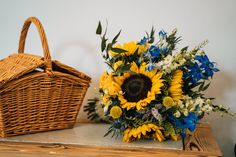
[169,112,199,138]
[159,30,167,40]
[146,63,156,71]
[149,45,160,59]
[158,30,169,55]
[139,37,147,45]
[143,45,160,65]
[184,63,202,84]
[184,54,219,84]
[195,55,219,78]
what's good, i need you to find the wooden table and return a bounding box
[0,123,222,157]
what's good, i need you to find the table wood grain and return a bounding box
[0,123,222,157]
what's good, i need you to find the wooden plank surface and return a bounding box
[184,124,222,157]
[0,123,222,157]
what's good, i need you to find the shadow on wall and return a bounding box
[53,40,103,122]
[204,70,236,101]
[53,39,103,78]
[204,70,236,156]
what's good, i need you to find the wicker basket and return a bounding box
[0,17,91,137]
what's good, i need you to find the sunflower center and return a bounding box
[121,74,152,102]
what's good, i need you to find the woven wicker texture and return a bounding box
[0,17,91,137]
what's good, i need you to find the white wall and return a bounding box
[0,0,235,156]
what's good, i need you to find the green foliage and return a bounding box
[96,21,102,35]
[163,122,175,137]
[84,98,110,123]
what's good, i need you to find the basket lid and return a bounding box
[0,53,44,86]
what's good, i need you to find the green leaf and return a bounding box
[202,82,211,91]
[106,43,112,52]
[116,64,131,75]
[189,81,203,89]
[198,82,205,92]
[110,55,122,66]
[105,61,115,71]
[149,27,155,43]
[181,46,188,52]
[104,127,114,137]
[112,30,121,44]
[163,122,175,137]
[111,47,128,53]
[101,36,108,52]
[96,21,102,35]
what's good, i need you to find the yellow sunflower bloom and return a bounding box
[169,69,183,102]
[123,124,165,142]
[99,73,121,96]
[99,72,109,88]
[109,41,149,57]
[116,62,164,110]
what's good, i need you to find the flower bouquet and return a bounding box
[84,22,233,143]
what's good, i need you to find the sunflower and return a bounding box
[169,69,183,102]
[110,41,149,57]
[113,62,163,110]
[99,72,120,96]
[123,124,165,142]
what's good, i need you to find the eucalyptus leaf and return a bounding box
[104,129,113,137]
[111,47,128,53]
[148,27,155,43]
[112,30,121,44]
[202,82,211,91]
[96,21,102,35]
[198,81,205,91]
[181,46,188,52]
[116,64,131,75]
[101,36,107,52]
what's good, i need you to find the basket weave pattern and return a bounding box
[0,17,91,137]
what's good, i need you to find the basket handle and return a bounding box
[18,17,52,71]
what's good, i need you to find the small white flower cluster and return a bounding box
[156,53,187,73]
[96,98,107,120]
[154,38,210,74]
[156,55,176,73]
[173,95,213,118]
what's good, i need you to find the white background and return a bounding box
[0,0,235,156]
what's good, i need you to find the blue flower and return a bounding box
[159,30,167,40]
[184,55,219,84]
[183,112,198,131]
[139,37,147,45]
[169,112,199,137]
[145,63,156,71]
[184,63,202,84]
[195,55,219,78]
[149,45,160,59]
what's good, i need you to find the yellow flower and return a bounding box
[109,41,148,57]
[99,73,121,96]
[113,61,123,71]
[99,72,109,88]
[169,69,183,102]
[123,124,165,142]
[110,106,122,119]
[163,96,175,108]
[102,95,110,106]
[170,134,181,141]
[116,62,164,110]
